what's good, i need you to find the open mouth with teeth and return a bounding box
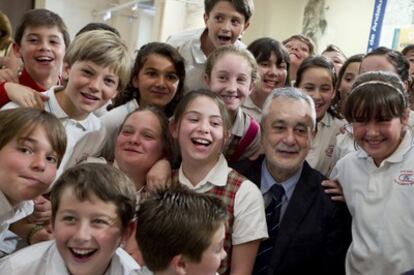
[70,247,97,260]
[191,137,212,147]
[217,35,232,44]
[80,92,99,102]
[35,56,54,64]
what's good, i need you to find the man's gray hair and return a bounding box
[261,87,317,130]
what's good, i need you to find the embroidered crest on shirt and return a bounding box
[394,169,414,185]
[325,144,335,157]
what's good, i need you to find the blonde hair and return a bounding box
[205,45,258,85]
[64,30,131,91]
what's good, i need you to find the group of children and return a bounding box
[1,0,414,274]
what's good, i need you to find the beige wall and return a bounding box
[243,0,375,56]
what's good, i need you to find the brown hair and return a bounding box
[14,9,70,48]
[0,108,66,167]
[51,162,136,230]
[282,34,316,56]
[136,185,227,271]
[204,0,254,22]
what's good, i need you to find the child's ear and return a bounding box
[132,75,139,89]
[121,220,136,244]
[401,108,410,125]
[62,62,71,80]
[204,73,211,87]
[169,119,179,139]
[203,12,209,26]
[243,21,250,31]
[170,254,188,275]
[12,43,22,59]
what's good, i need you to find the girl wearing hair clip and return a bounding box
[329,71,414,275]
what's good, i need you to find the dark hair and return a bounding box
[402,44,414,56]
[75,22,120,37]
[322,44,347,60]
[282,34,316,56]
[295,55,341,118]
[247,37,291,86]
[0,108,67,167]
[111,42,185,118]
[51,163,136,230]
[205,0,254,22]
[344,71,407,123]
[364,47,410,82]
[14,9,70,48]
[136,186,227,271]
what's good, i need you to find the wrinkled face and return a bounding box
[184,223,226,275]
[115,111,164,176]
[206,53,253,117]
[172,96,226,169]
[62,61,119,120]
[262,97,313,181]
[0,125,58,206]
[133,54,179,109]
[15,25,66,86]
[284,39,310,67]
[53,188,129,275]
[322,51,346,76]
[257,52,288,95]
[353,115,407,166]
[359,55,397,75]
[204,1,248,49]
[404,49,414,77]
[298,67,335,121]
[338,62,361,109]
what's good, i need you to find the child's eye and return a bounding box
[46,155,58,164]
[18,146,33,155]
[93,218,109,225]
[81,69,92,76]
[214,15,224,22]
[231,18,240,26]
[145,71,157,77]
[210,120,223,127]
[166,74,179,82]
[50,39,60,45]
[120,128,134,136]
[143,133,155,140]
[62,216,76,223]
[104,78,117,86]
[259,61,270,67]
[278,63,287,70]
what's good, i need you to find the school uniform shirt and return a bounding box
[241,95,262,123]
[1,86,102,179]
[177,154,268,245]
[331,130,414,275]
[306,112,345,176]
[0,240,142,275]
[166,28,246,93]
[227,108,262,161]
[334,124,357,163]
[0,192,33,257]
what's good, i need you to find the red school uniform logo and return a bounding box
[394,170,414,185]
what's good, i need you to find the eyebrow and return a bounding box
[185,110,222,119]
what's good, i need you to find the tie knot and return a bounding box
[270,184,285,200]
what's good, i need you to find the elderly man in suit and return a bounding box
[233,87,351,275]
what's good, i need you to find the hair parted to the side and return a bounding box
[247,37,291,86]
[344,71,408,123]
[0,108,67,167]
[205,44,258,85]
[50,163,136,230]
[111,42,185,118]
[204,0,254,22]
[261,87,316,131]
[136,185,227,271]
[282,34,316,56]
[14,9,70,47]
[64,30,131,91]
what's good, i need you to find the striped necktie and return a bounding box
[253,184,285,274]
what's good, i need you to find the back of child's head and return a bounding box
[364,47,410,82]
[173,89,232,133]
[282,34,316,56]
[136,185,227,272]
[14,9,70,48]
[205,0,254,22]
[344,71,407,123]
[248,37,291,85]
[111,42,185,117]
[64,30,131,91]
[50,162,136,230]
[295,55,337,88]
[75,22,121,37]
[0,108,66,167]
[205,44,259,84]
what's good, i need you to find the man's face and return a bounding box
[261,96,314,181]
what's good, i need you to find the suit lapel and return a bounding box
[268,162,318,272]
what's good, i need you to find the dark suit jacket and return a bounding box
[232,156,351,275]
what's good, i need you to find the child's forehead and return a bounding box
[23,25,64,37]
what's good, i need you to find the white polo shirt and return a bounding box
[306,112,345,176]
[331,130,414,275]
[1,86,102,179]
[177,154,268,245]
[0,240,141,274]
[166,28,246,93]
[0,192,33,256]
[242,95,262,123]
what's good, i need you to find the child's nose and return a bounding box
[88,78,102,92]
[31,153,46,172]
[74,222,92,241]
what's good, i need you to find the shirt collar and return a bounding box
[231,108,246,137]
[261,158,303,200]
[191,28,208,64]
